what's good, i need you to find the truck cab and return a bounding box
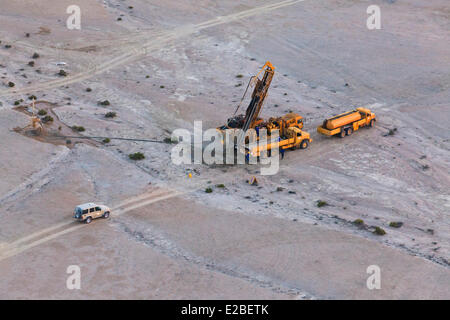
[284,126,311,150]
[356,107,376,127]
[281,113,304,129]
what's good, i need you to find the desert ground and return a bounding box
[0,0,449,299]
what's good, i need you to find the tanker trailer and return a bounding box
[317,107,376,138]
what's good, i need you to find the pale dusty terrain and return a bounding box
[0,0,449,299]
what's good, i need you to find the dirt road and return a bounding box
[0,187,183,262]
[0,0,303,98]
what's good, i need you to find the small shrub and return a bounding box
[41,115,53,123]
[236,74,243,78]
[86,87,92,92]
[205,187,213,193]
[163,137,177,144]
[37,109,47,116]
[160,85,165,88]
[387,128,397,136]
[32,52,40,59]
[14,100,21,106]
[389,221,403,228]
[28,61,35,67]
[105,111,116,118]
[373,227,386,236]
[8,82,15,87]
[353,219,364,226]
[98,100,110,106]
[421,164,430,170]
[129,152,145,160]
[4,44,11,49]
[216,184,225,188]
[317,200,328,208]
[276,187,284,192]
[102,138,110,143]
[58,69,67,77]
[28,95,37,100]
[71,125,85,132]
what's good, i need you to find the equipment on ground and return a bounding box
[218,61,311,159]
[249,176,258,185]
[317,107,376,138]
[220,61,275,133]
[19,100,43,135]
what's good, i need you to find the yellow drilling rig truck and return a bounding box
[218,61,311,158]
[317,107,376,138]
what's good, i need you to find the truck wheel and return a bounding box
[370,120,375,127]
[103,212,110,219]
[339,130,346,138]
[85,217,92,224]
[300,140,309,149]
[347,128,353,136]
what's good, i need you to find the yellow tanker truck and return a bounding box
[317,107,376,138]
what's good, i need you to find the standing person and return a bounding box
[278,137,285,159]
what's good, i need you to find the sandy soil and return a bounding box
[0,0,449,299]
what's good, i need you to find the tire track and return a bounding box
[0,0,303,98]
[0,165,253,263]
[1,187,171,249]
[0,148,70,205]
[0,187,182,262]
